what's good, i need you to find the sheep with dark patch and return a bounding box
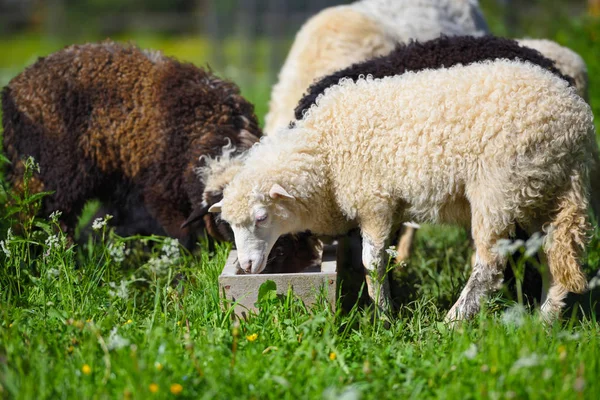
[1,41,322,272]
[213,35,596,320]
[294,35,600,271]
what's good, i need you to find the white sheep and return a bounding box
[211,59,594,321]
[264,0,489,134]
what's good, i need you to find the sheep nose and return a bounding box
[242,260,253,273]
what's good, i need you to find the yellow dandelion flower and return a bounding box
[149,383,159,393]
[126,319,133,325]
[176,321,181,326]
[558,345,567,361]
[8,323,13,328]
[170,383,183,395]
[82,364,92,375]
[329,352,337,361]
[155,362,163,371]
[246,333,258,342]
[558,345,567,354]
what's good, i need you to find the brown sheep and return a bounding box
[1,41,321,272]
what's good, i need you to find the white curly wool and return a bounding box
[264,0,489,134]
[219,60,595,321]
[517,38,588,100]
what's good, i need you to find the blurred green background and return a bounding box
[0,0,599,124]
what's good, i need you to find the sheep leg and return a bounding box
[446,212,508,322]
[538,252,568,322]
[361,234,393,314]
[360,214,393,315]
[539,174,590,322]
[395,225,416,263]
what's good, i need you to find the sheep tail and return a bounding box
[545,171,590,293]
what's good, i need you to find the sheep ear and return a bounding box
[208,200,223,213]
[269,184,295,200]
[181,204,210,229]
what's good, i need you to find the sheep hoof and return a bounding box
[445,296,480,324]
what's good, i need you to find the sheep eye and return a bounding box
[255,213,268,224]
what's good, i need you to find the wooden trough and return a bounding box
[219,244,338,316]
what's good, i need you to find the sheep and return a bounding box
[1,41,261,248]
[1,40,322,272]
[295,35,599,267]
[264,0,489,135]
[210,57,595,321]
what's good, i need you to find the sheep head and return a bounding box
[209,183,300,274]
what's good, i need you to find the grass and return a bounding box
[1,7,600,400]
[1,201,600,399]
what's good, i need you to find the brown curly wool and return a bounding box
[2,41,261,247]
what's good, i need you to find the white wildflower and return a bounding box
[0,240,11,258]
[524,232,545,258]
[45,234,59,250]
[589,270,600,290]
[162,238,180,259]
[92,214,113,231]
[92,218,105,231]
[270,376,290,389]
[463,343,478,360]
[323,386,361,400]
[557,331,581,341]
[146,239,181,274]
[49,210,62,223]
[108,242,129,264]
[510,353,545,372]
[46,268,60,278]
[385,246,398,258]
[147,255,173,275]
[501,304,526,328]
[107,327,130,350]
[1,228,14,258]
[494,238,524,257]
[108,279,129,300]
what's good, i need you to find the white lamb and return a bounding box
[264,0,489,134]
[211,59,594,321]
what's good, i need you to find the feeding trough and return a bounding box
[218,244,339,316]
